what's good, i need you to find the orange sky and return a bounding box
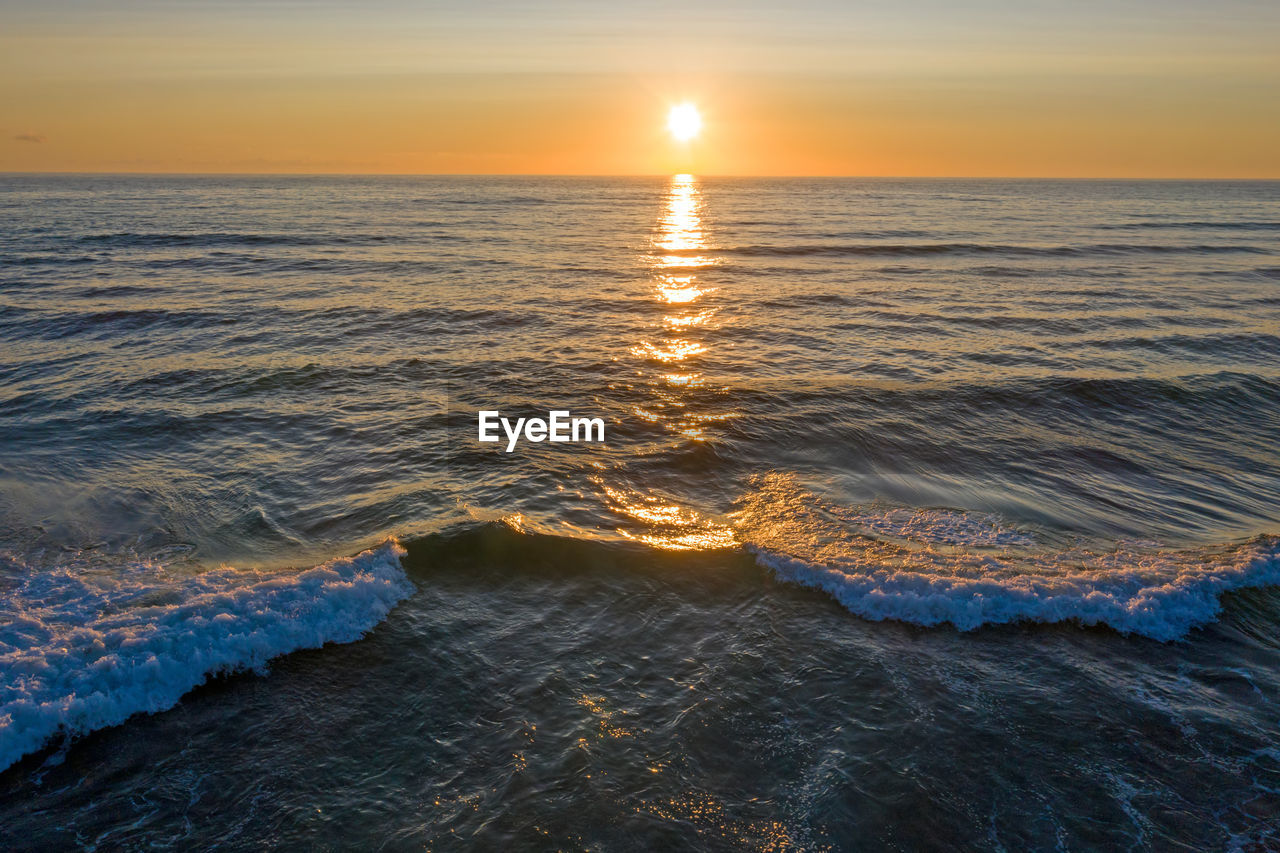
[3,1,1278,176]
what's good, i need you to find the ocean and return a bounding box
[1,174,1278,849]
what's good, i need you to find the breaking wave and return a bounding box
[735,474,1280,641]
[0,541,412,773]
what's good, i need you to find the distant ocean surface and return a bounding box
[2,175,1279,849]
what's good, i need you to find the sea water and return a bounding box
[1,175,1278,849]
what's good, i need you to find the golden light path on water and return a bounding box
[608,175,738,551]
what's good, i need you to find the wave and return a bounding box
[740,372,1280,427]
[0,303,537,344]
[735,474,1280,642]
[405,473,1280,644]
[3,479,1276,774]
[0,541,412,774]
[664,243,1271,258]
[0,307,236,341]
[76,231,400,248]
[754,544,1280,642]
[1098,221,1280,231]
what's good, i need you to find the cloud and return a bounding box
[14,133,47,144]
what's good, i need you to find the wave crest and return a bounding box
[736,474,1280,641]
[0,541,412,773]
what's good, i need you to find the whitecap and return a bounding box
[0,541,412,773]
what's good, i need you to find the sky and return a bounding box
[2,0,1278,176]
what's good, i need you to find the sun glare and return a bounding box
[667,103,702,142]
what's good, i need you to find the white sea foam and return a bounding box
[737,473,1280,641]
[0,541,412,773]
[826,504,1036,547]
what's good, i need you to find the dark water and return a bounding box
[1,175,1279,849]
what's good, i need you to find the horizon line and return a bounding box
[2,171,1278,181]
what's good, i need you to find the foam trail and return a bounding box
[0,541,412,773]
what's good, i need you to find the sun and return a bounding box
[667,103,702,142]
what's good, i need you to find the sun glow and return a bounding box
[667,103,702,142]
